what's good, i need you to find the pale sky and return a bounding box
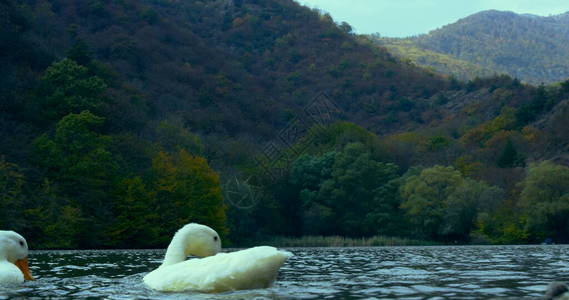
[294,0,569,37]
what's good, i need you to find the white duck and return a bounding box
[0,231,34,285]
[143,223,292,293]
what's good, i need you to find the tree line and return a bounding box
[0,57,227,248]
[229,121,569,245]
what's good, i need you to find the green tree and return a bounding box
[520,161,569,243]
[440,179,504,241]
[0,158,25,230]
[515,85,550,127]
[24,180,85,249]
[338,22,353,34]
[291,143,401,236]
[400,166,463,240]
[497,139,520,168]
[290,151,336,235]
[34,111,118,247]
[110,177,160,247]
[475,209,529,245]
[66,39,92,66]
[301,122,389,161]
[400,165,504,241]
[36,59,107,121]
[223,177,267,244]
[155,118,204,155]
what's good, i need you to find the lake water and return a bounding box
[1,245,568,299]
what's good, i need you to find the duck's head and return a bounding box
[174,223,222,258]
[0,231,34,280]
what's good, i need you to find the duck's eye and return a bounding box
[19,241,24,247]
[213,236,218,242]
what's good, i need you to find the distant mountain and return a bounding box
[373,10,569,84]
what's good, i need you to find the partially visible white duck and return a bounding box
[0,230,34,285]
[143,223,292,293]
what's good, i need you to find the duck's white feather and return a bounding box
[0,230,31,286]
[0,261,24,285]
[144,246,292,293]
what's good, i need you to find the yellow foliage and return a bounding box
[484,130,515,149]
[152,150,228,238]
[232,17,245,28]
[454,155,483,177]
[521,126,541,143]
[460,107,516,147]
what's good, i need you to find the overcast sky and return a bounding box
[294,0,569,37]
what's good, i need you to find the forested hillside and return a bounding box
[1,0,568,248]
[369,37,495,81]
[373,10,569,84]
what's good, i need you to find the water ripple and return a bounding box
[0,246,567,299]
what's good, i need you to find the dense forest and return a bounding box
[373,10,569,84]
[1,0,568,249]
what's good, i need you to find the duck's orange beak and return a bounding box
[15,257,34,280]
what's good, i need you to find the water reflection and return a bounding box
[0,245,567,299]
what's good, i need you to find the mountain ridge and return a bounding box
[373,9,569,84]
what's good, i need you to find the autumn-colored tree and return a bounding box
[151,150,228,244]
[460,107,517,148]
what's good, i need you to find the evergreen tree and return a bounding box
[34,111,119,247]
[0,158,25,230]
[497,139,519,168]
[35,59,107,122]
[66,40,92,66]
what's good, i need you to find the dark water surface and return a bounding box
[1,245,568,299]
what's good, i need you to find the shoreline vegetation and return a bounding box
[30,242,566,251]
[28,235,567,250]
[29,237,437,251]
[259,236,440,248]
